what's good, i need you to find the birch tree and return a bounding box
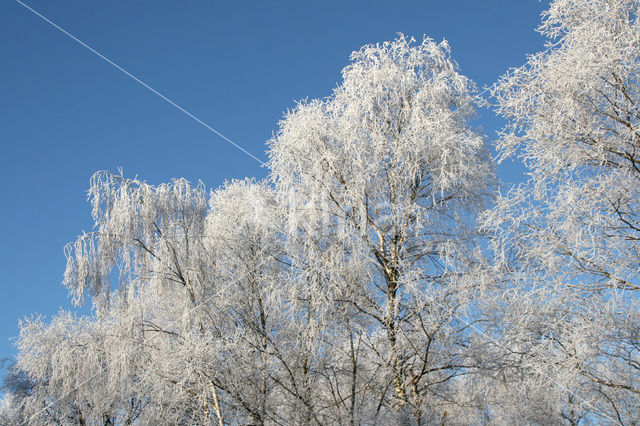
[486,0,640,422]
[269,34,494,423]
[24,173,288,425]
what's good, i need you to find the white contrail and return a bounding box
[15,0,266,166]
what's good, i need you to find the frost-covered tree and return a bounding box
[7,35,496,425]
[0,359,34,425]
[485,0,640,423]
[61,174,295,425]
[269,34,494,423]
[491,0,640,292]
[4,311,146,425]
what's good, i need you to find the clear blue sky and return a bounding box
[0,0,547,379]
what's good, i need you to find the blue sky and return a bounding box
[0,0,547,379]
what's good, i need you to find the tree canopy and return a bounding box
[3,1,640,424]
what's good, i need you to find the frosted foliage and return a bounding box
[270,36,491,231]
[269,35,494,422]
[269,36,492,283]
[13,312,147,425]
[490,0,640,289]
[483,0,640,423]
[494,0,640,176]
[0,36,499,425]
[63,171,208,308]
[23,175,302,425]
